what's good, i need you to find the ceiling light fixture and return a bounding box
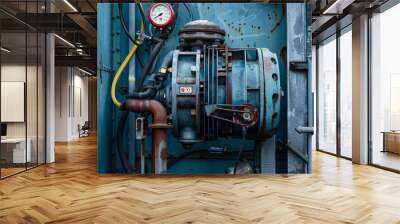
[63,0,78,12]
[54,34,75,48]
[322,0,354,15]
[323,0,342,14]
[1,47,11,53]
[78,67,94,76]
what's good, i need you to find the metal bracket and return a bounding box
[135,31,152,44]
[204,104,258,128]
[295,126,314,135]
[135,117,147,140]
[278,140,309,163]
[289,61,308,71]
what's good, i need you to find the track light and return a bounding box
[54,34,75,48]
[78,67,94,76]
[1,47,11,53]
[63,0,78,12]
[323,0,341,14]
[322,0,354,15]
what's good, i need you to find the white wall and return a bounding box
[55,67,69,141]
[1,64,46,164]
[1,65,26,139]
[71,73,89,138]
[55,67,89,141]
[1,65,43,137]
[1,65,28,140]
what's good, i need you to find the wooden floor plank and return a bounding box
[1,135,400,223]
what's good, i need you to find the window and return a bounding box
[339,29,352,158]
[317,36,337,155]
[316,26,353,159]
[370,3,400,171]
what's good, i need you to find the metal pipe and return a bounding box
[136,39,165,91]
[124,99,171,174]
[160,50,174,70]
[140,139,145,174]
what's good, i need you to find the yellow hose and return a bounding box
[111,4,145,108]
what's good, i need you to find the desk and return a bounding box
[1,138,31,163]
[382,131,400,154]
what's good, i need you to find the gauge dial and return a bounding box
[148,3,175,29]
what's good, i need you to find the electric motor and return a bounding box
[164,20,281,147]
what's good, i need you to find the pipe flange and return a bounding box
[179,20,225,49]
[149,123,172,129]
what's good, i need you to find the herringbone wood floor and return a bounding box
[1,135,400,224]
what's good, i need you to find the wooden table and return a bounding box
[382,131,400,154]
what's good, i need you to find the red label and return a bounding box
[179,86,192,94]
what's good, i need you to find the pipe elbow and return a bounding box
[123,98,170,174]
[124,99,169,125]
[148,100,168,125]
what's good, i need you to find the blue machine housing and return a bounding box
[169,46,281,144]
[97,3,313,174]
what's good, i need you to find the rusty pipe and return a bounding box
[124,99,171,174]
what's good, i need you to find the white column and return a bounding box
[352,14,369,164]
[45,1,55,163]
[46,33,55,163]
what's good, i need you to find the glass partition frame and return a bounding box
[316,26,353,160]
[0,0,47,179]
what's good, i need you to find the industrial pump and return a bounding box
[111,3,284,174]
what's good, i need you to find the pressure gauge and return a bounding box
[148,3,175,29]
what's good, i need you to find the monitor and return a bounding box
[1,123,7,137]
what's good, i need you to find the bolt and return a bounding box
[242,112,252,121]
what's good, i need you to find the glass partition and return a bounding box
[0,1,47,179]
[0,31,28,177]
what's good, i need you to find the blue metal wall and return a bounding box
[97,5,113,173]
[97,3,312,174]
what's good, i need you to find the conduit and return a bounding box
[124,99,171,174]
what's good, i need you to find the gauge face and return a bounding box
[148,3,175,29]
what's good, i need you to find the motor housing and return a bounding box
[166,20,281,148]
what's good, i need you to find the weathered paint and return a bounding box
[97,3,312,174]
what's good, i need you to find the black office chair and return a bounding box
[78,121,90,138]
